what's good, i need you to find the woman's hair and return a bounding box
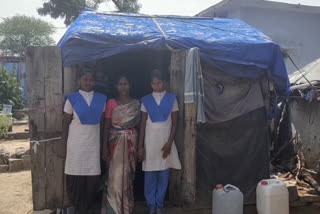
[150,69,167,82]
[114,72,132,85]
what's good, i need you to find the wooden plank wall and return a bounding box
[26,46,69,210]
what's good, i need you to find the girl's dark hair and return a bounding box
[150,69,167,82]
[79,69,93,78]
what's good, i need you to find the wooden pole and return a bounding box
[169,50,186,205]
[169,49,198,207]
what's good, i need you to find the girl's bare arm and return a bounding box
[59,113,72,159]
[102,118,112,162]
[138,112,148,161]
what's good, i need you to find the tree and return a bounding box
[37,0,141,26]
[0,67,23,110]
[0,15,55,56]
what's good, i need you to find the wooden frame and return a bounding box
[27,46,199,210]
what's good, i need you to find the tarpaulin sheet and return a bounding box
[196,107,270,203]
[203,66,265,123]
[58,9,289,96]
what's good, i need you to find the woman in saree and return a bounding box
[101,74,140,214]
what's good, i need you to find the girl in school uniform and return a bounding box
[61,70,107,214]
[138,69,181,214]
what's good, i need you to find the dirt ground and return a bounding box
[0,170,32,214]
[0,139,31,214]
[0,139,319,214]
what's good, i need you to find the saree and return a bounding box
[101,100,140,214]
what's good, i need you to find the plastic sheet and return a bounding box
[58,9,289,96]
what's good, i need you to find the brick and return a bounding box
[22,155,31,170]
[8,158,25,172]
[0,164,9,173]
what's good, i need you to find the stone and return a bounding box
[0,146,10,164]
[22,155,31,170]
[12,111,26,120]
[24,148,30,155]
[0,164,9,173]
[8,158,25,172]
[14,147,29,158]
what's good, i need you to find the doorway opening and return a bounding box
[92,49,172,201]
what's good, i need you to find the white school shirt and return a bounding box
[141,91,182,171]
[64,90,105,176]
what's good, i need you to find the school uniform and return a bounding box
[64,89,107,213]
[141,91,181,211]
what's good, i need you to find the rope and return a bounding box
[30,137,62,154]
[288,54,315,90]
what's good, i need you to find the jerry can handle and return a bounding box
[224,184,239,192]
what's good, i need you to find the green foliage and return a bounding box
[0,67,23,110]
[112,0,141,13]
[0,15,55,56]
[0,126,9,138]
[37,0,141,26]
[0,114,11,138]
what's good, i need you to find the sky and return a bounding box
[0,0,320,43]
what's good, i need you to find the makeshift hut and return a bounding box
[289,59,320,174]
[26,9,289,211]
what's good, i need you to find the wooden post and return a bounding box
[182,48,199,207]
[169,49,198,207]
[182,102,197,206]
[26,46,68,210]
[169,50,187,205]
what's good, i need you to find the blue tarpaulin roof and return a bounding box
[58,9,289,95]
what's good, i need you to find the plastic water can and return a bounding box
[256,179,289,214]
[212,184,244,214]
